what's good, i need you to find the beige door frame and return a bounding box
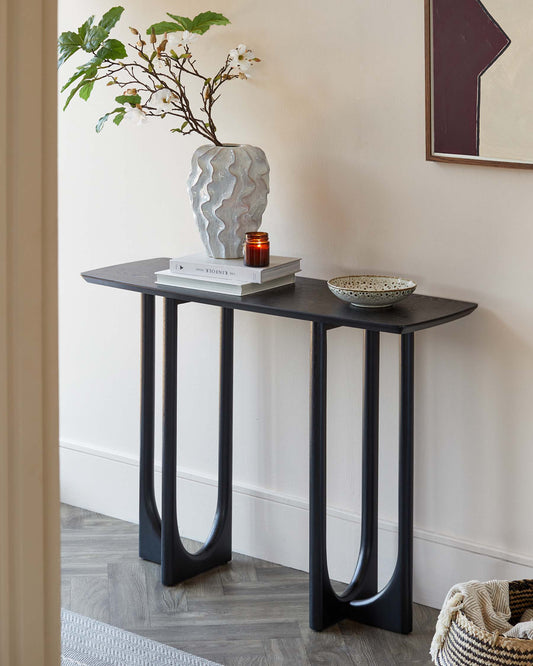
[0,0,60,662]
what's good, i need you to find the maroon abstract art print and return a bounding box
[425,0,533,169]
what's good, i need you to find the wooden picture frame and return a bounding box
[425,0,533,170]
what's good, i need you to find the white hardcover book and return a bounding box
[155,270,295,296]
[169,253,301,284]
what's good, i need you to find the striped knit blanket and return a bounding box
[430,580,533,661]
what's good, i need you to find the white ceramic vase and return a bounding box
[187,144,270,259]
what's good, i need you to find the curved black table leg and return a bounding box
[139,293,161,563]
[309,326,414,634]
[161,301,233,586]
[341,330,380,602]
[309,322,333,629]
[349,333,414,633]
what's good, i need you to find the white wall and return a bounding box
[59,0,533,609]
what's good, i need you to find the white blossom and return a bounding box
[181,30,198,46]
[167,29,199,50]
[228,44,256,76]
[167,32,181,50]
[229,43,248,60]
[152,89,175,113]
[235,58,252,74]
[125,106,147,126]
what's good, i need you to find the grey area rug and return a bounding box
[61,609,222,666]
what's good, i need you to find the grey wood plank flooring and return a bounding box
[61,504,438,665]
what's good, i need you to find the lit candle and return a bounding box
[244,232,270,267]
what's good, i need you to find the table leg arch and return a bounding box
[309,324,414,633]
[139,294,162,563]
[161,301,234,586]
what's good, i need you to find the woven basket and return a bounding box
[434,580,533,665]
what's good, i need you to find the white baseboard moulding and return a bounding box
[60,439,533,610]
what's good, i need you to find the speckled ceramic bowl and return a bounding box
[327,275,417,309]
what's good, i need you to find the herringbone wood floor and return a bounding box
[61,504,438,665]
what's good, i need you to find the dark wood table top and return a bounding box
[82,258,477,334]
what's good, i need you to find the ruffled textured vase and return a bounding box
[188,144,270,259]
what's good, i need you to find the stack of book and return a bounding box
[155,252,301,295]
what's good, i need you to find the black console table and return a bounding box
[82,258,477,634]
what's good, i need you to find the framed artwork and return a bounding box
[425,0,533,169]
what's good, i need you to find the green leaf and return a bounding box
[146,20,182,35]
[189,11,230,34]
[98,6,124,32]
[96,38,127,60]
[96,106,125,132]
[78,16,95,42]
[115,94,141,106]
[58,31,83,67]
[61,57,101,92]
[60,66,87,92]
[96,114,110,133]
[180,121,188,130]
[58,31,83,50]
[63,79,87,110]
[79,80,95,101]
[83,25,108,51]
[113,112,125,126]
[166,14,193,30]
[61,55,103,108]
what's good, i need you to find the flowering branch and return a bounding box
[58,7,261,145]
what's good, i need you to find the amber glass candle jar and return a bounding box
[244,232,270,267]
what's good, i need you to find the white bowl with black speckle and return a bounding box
[327,275,417,309]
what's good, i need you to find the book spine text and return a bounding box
[169,259,259,282]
